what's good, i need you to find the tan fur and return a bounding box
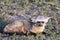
[4,21,27,34]
[30,24,46,34]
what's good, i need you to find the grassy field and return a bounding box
[0,0,60,40]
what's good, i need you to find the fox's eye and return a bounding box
[37,21,40,23]
[37,21,44,23]
[41,21,44,23]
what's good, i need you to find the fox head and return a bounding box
[30,16,51,33]
[31,16,51,27]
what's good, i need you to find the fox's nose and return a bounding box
[37,24,42,26]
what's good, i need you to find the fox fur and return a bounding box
[3,15,51,34]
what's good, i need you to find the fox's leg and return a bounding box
[3,25,13,32]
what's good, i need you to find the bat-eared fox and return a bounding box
[3,15,51,35]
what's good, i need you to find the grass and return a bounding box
[0,0,60,40]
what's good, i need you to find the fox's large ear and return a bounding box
[44,16,51,23]
[47,17,51,20]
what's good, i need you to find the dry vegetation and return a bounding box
[0,0,60,40]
